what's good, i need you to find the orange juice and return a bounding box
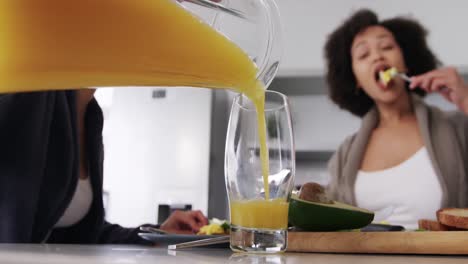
[0,0,259,95]
[0,0,272,199]
[253,85,270,200]
[230,199,289,229]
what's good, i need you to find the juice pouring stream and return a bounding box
[0,0,277,200]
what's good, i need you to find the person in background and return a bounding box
[0,89,208,244]
[324,9,468,230]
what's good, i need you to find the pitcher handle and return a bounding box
[179,0,248,19]
[256,0,283,88]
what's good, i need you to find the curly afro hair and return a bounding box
[324,9,441,117]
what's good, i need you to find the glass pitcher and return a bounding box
[0,0,282,94]
[178,0,283,88]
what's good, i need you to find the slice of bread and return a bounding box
[418,219,459,231]
[437,208,468,229]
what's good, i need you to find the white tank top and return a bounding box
[54,177,93,228]
[355,147,442,230]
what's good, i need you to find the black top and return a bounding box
[0,91,150,244]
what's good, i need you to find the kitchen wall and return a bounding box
[276,0,468,76]
[99,87,212,227]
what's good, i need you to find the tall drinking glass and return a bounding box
[225,90,295,253]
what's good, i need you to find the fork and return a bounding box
[395,72,449,93]
[168,235,230,250]
[395,72,412,83]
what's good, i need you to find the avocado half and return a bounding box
[288,194,374,231]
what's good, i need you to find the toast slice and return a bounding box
[418,219,459,231]
[437,208,468,229]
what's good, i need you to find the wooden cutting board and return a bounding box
[287,231,468,255]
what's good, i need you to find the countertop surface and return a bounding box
[0,244,467,264]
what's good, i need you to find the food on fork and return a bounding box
[379,67,398,86]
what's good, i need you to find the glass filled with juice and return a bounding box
[225,90,295,253]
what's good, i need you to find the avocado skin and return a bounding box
[288,197,374,231]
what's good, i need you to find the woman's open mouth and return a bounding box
[374,65,395,90]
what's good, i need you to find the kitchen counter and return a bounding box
[0,244,467,264]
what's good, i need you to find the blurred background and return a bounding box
[95,0,468,227]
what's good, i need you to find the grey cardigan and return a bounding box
[327,95,468,208]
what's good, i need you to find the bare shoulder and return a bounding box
[360,121,423,171]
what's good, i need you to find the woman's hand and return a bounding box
[410,67,468,114]
[160,210,209,234]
